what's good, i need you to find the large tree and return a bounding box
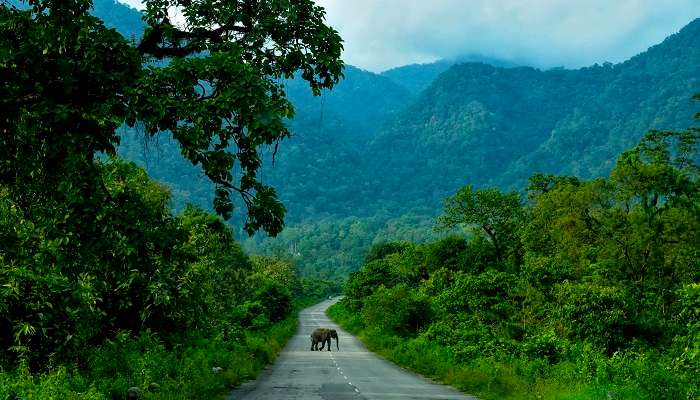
[0,0,344,236]
[436,185,523,264]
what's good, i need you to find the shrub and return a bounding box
[344,259,401,308]
[253,280,293,323]
[364,241,412,263]
[433,270,515,323]
[424,236,468,273]
[362,284,431,336]
[554,282,631,352]
[520,328,567,364]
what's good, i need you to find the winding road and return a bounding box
[228,298,476,400]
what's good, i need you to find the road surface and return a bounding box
[228,298,477,400]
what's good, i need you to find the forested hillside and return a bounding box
[2,0,698,398]
[119,65,417,220]
[381,54,518,96]
[369,19,700,211]
[52,1,700,281]
[246,18,700,278]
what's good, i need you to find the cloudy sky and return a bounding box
[119,0,700,72]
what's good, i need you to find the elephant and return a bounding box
[310,328,339,351]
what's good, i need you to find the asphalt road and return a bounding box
[228,298,477,400]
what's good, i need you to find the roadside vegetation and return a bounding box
[0,0,342,398]
[329,117,700,400]
[0,158,339,399]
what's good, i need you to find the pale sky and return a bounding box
[118,0,700,72]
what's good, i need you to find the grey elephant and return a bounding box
[310,328,339,351]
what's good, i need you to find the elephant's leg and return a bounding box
[326,338,332,351]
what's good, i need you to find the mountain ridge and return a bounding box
[46,0,700,277]
[365,18,700,211]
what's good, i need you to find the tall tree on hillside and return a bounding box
[0,0,344,236]
[436,185,523,264]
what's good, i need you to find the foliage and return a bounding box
[253,280,293,323]
[437,185,522,264]
[0,157,303,363]
[243,213,440,281]
[364,240,413,263]
[298,277,343,301]
[0,156,325,397]
[331,125,700,399]
[1,0,344,235]
[361,284,430,336]
[1,0,344,395]
[111,15,700,278]
[0,315,298,399]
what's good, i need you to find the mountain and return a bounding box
[250,18,700,278]
[256,66,415,219]
[92,0,144,39]
[118,64,418,222]
[381,55,518,96]
[365,19,700,212]
[57,1,700,279]
[6,0,144,38]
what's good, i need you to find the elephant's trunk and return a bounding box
[336,336,339,350]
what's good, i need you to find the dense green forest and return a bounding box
[0,0,341,397]
[329,123,700,399]
[0,158,337,398]
[110,3,700,279]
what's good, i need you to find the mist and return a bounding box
[315,0,700,71]
[116,0,700,72]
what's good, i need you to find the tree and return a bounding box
[436,185,522,264]
[250,255,299,293]
[605,129,700,311]
[1,0,344,236]
[526,173,580,200]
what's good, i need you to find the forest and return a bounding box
[329,125,700,399]
[117,11,700,280]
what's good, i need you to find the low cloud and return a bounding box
[117,0,700,72]
[315,0,700,71]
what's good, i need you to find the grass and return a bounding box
[327,302,694,400]
[0,304,304,400]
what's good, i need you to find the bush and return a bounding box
[554,282,631,352]
[671,283,700,385]
[364,241,412,263]
[424,236,468,273]
[344,259,400,309]
[433,270,515,323]
[520,328,567,364]
[0,311,299,400]
[361,284,430,336]
[254,280,293,323]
